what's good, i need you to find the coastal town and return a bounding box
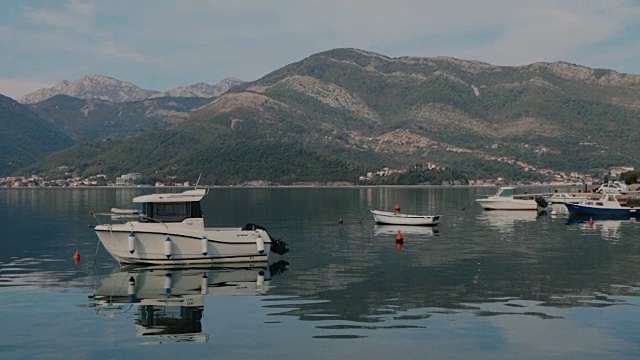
[1,163,634,188]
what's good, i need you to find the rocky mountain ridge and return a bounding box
[19,75,244,104]
[150,77,244,98]
[12,48,640,184]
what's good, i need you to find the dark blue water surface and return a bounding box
[1,187,639,359]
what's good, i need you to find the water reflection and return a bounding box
[477,210,539,233]
[566,215,640,241]
[2,187,640,357]
[373,225,440,237]
[90,261,288,343]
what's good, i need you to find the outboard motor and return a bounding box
[535,197,549,216]
[535,197,548,209]
[242,223,289,255]
[270,239,289,255]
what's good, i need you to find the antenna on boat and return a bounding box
[195,173,202,189]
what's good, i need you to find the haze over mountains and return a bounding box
[18,76,244,104]
[2,48,639,184]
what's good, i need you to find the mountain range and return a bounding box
[18,76,244,104]
[3,48,640,184]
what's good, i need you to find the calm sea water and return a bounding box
[1,187,639,359]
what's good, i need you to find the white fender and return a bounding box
[128,276,136,303]
[257,270,265,286]
[201,236,208,256]
[164,237,172,259]
[201,273,208,295]
[256,233,265,254]
[127,232,136,254]
[164,273,173,294]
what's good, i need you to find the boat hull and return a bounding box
[476,198,537,211]
[95,225,272,265]
[565,203,639,217]
[370,210,441,226]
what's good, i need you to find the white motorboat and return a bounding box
[475,187,538,210]
[370,209,442,226]
[93,188,288,265]
[544,192,592,205]
[535,192,593,214]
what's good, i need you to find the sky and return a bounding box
[1,0,640,100]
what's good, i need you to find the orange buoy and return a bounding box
[73,249,81,264]
[396,241,403,252]
[395,230,404,242]
[589,217,595,226]
[395,203,401,213]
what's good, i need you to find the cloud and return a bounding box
[19,0,150,64]
[22,0,97,34]
[100,0,640,72]
[2,0,640,97]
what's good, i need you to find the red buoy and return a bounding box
[395,203,401,213]
[589,217,595,226]
[395,230,404,242]
[73,249,81,264]
[88,210,94,217]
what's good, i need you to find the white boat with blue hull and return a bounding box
[565,193,639,217]
[93,188,288,265]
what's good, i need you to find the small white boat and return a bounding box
[370,209,442,226]
[111,207,139,215]
[110,207,140,220]
[544,192,592,205]
[535,192,593,214]
[93,188,288,266]
[475,187,537,210]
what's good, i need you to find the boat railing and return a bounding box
[91,211,170,234]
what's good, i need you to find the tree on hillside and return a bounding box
[621,170,640,184]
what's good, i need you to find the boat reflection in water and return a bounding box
[566,215,639,240]
[477,210,539,233]
[90,261,288,343]
[373,225,440,237]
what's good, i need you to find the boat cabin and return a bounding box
[132,189,206,223]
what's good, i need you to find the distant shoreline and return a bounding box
[0,184,591,190]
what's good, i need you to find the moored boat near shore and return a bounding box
[565,193,640,217]
[93,188,288,266]
[370,209,442,226]
[475,187,538,210]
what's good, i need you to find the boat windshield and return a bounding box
[497,188,513,197]
[138,201,203,223]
